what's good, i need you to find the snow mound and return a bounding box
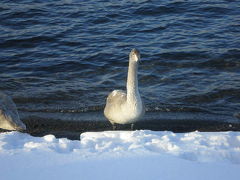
[0,132,80,154]
[1,130,240,180]
[81,130,240,163]
[1,130,240,163]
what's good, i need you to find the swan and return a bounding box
[104,48,145,129]
[0,92,26,131]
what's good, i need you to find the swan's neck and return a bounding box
[126,60,140,103]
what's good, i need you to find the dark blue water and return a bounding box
[1,0,240,128]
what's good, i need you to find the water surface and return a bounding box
[1,0,240,135]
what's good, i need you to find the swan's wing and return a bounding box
[106,90,127,105]
[104,90,127,121]
[0,92,18,119]
[0,92,26,130]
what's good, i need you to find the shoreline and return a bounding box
[1,116,239,140]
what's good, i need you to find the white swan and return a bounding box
[0,92,26,131]
[104,49,145,129]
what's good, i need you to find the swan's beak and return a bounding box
[130,48,140,62]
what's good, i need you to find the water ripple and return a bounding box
[0,0,240,122]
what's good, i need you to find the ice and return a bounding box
[0,130,240,180]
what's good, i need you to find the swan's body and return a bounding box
[0,92,26,131]
[104,49,145,128]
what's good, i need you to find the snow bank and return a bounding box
[81,130,240,163]
[0,130,240,180]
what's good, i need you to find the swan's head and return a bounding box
[129,48,140,62]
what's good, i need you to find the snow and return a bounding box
[0,130,240,180]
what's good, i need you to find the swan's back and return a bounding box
[0,92,26,131]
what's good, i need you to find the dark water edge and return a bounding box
[1,119,240,140]
[1,111,240,140]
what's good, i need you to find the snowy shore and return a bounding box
[0,130,240,180]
